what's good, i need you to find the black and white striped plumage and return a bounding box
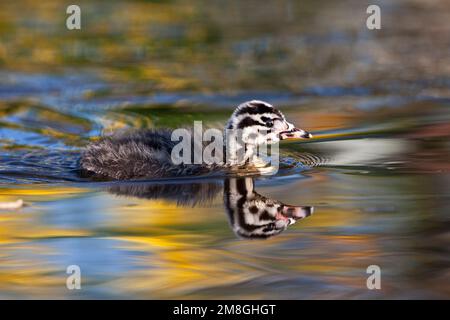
[226,100,312,143]
[79,100,312,180]
[224,178,313,239]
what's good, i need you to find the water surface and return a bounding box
[0,0,449,299]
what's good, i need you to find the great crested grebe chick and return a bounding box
[79,100,312,180]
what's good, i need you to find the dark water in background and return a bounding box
[0,0,449,298]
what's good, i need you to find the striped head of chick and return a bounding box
[225,100,312,146]
[224,100,312,168]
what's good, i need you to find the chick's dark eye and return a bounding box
[261,116,273,127]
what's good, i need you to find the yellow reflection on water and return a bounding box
[0,176,447,299]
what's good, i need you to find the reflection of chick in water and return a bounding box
[224,178,312,239]
[108,178,313,239]
[108,181,222,206]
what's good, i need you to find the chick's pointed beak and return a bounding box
[280,127,313,140]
